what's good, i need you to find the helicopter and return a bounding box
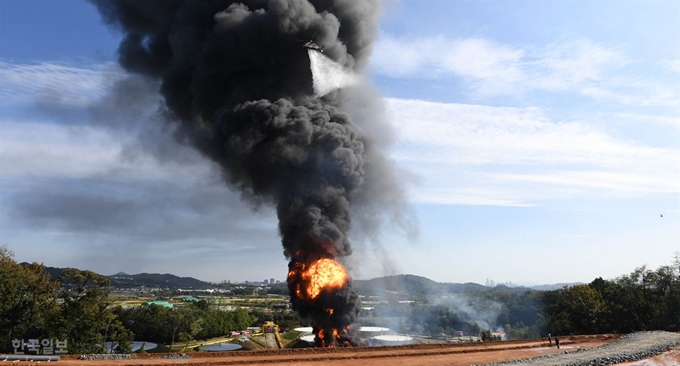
[302,40,324,52]
[298,32,324,52]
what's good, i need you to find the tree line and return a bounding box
[1,246,134,353]
[2,244,678,353]
[358,255,680,340]
[548,261,680,335]
[0,246,278,354]
[112,302,253,347]
[499,259,679,338]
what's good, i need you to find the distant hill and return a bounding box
[21,263,213,289]
[353,274,533,296]
[529,282,583,291]
[21,263,576,293]
[354,274,443,295]
[107,272,213,289]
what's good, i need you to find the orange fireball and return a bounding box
[301,258,348,299]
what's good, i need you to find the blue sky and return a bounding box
[1,0,678,285]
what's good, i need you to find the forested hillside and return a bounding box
[2,245,678,354]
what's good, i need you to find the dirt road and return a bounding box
[264,333,279,349]
[47,334,618,366]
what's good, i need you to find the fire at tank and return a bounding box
[91,0,398,348]
[288,255,358,346]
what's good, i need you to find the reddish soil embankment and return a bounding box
[17,334,621,366]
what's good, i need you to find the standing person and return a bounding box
[555,337,560,349]
[548,334,552,346]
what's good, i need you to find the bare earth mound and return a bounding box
[65,334,614,366]
[8,333,680,366]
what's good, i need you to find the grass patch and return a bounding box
[247,336,268,348]
[280,330,302,341]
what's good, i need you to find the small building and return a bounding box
[142,300,174,308]
[491,332,507,340]
[182,296,199,302]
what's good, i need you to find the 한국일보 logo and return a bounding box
[11,339,67,355]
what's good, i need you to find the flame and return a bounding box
[317,328,327,347]
[287,257,353,347]
[300,258,348,299]
[316,327,342,348]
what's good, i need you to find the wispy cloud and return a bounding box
[528,39,625,91]
[0,120,209,183]
[0,60,282,281]
[0,60,119,106]
[2,59,676,209]
[372,35,524,96]
[662,59,680,73]
[372,34,678,106]
[579,73,680,107]
[387,98,679,205]
[615,113,680,128]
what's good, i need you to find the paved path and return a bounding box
[265,333,279,349]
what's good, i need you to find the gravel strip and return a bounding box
[474,331,680,366]
[78,354,137,360]
[77,353,190,360]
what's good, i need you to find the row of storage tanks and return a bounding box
[294,326,414,346]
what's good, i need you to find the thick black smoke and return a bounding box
[91,0,383,343]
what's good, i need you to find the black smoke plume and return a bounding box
[91,0,385,343]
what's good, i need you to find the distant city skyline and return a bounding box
[0,0,678,285]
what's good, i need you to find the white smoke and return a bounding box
[309,50,358,97]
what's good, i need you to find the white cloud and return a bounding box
[528,39,625,91]
[2,59,676,210]
[372,34,678,106]
[493,171,672,194]
[0,120,211,184]
[413,186,533,207]
[575,71,680,107]
[372,35,622,93]
[444,38,524,96]
[0,60,119,106]
[615,113,680,127]
[387,98,680,205]
[372,34,524,95]
[662,59,680,73]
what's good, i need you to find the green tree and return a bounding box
[551,284,604,335]
[107,321,134,354]
[480,330,493,341]
[54,268,128,354]
[118,304,177,344]
[575,263,679,334]
[588,277,623,332]
[136,342,147,354]
[179,318,203,351]
[234,308,253,330]
[0,246,59,353]
[607,266,662,332]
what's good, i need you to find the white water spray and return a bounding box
[308,50,358,97]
